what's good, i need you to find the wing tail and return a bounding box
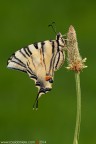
[33,92,39,110]
[33,87,52,110]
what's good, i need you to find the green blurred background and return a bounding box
[0,0,96,144]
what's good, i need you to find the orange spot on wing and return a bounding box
[45,75,52,81]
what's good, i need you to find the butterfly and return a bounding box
[7,32,66,109]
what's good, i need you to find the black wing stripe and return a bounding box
[27,69,33,75]
[30,75,37,80]
[52,51,58,70]
[34,43,38,49]
[45,88,52,92]
[14,56,26,67]
[19,49,27,58]
[27,66,33,75]
[8,67,26,73]
[39,88,52,94]
[11,60,26,69]
[48,41,55,74]
[52,41,55,54]
[27,46,32,55]
[39,88,46,94]
[23,48,30,57]
[55,52,60,69]
[36,82,41,86]
[26,48,31,56]
[56,40,59,51]
[41,42,46,70]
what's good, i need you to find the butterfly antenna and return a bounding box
[33,93,39,110]
[48,22,57,34]
[52,22,57,33]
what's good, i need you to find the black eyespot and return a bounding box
[49,79,53,83]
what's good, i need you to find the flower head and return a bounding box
[66,25,87,72]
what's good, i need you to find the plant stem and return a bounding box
[73,72,81,144]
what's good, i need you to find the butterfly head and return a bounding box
[56,32,65,49]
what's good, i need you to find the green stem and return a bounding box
[73,72,81,144]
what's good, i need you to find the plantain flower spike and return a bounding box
[66,25,87,72]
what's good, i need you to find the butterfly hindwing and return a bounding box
[26,42,54,109]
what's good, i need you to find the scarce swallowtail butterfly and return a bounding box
[7,32,66,109]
